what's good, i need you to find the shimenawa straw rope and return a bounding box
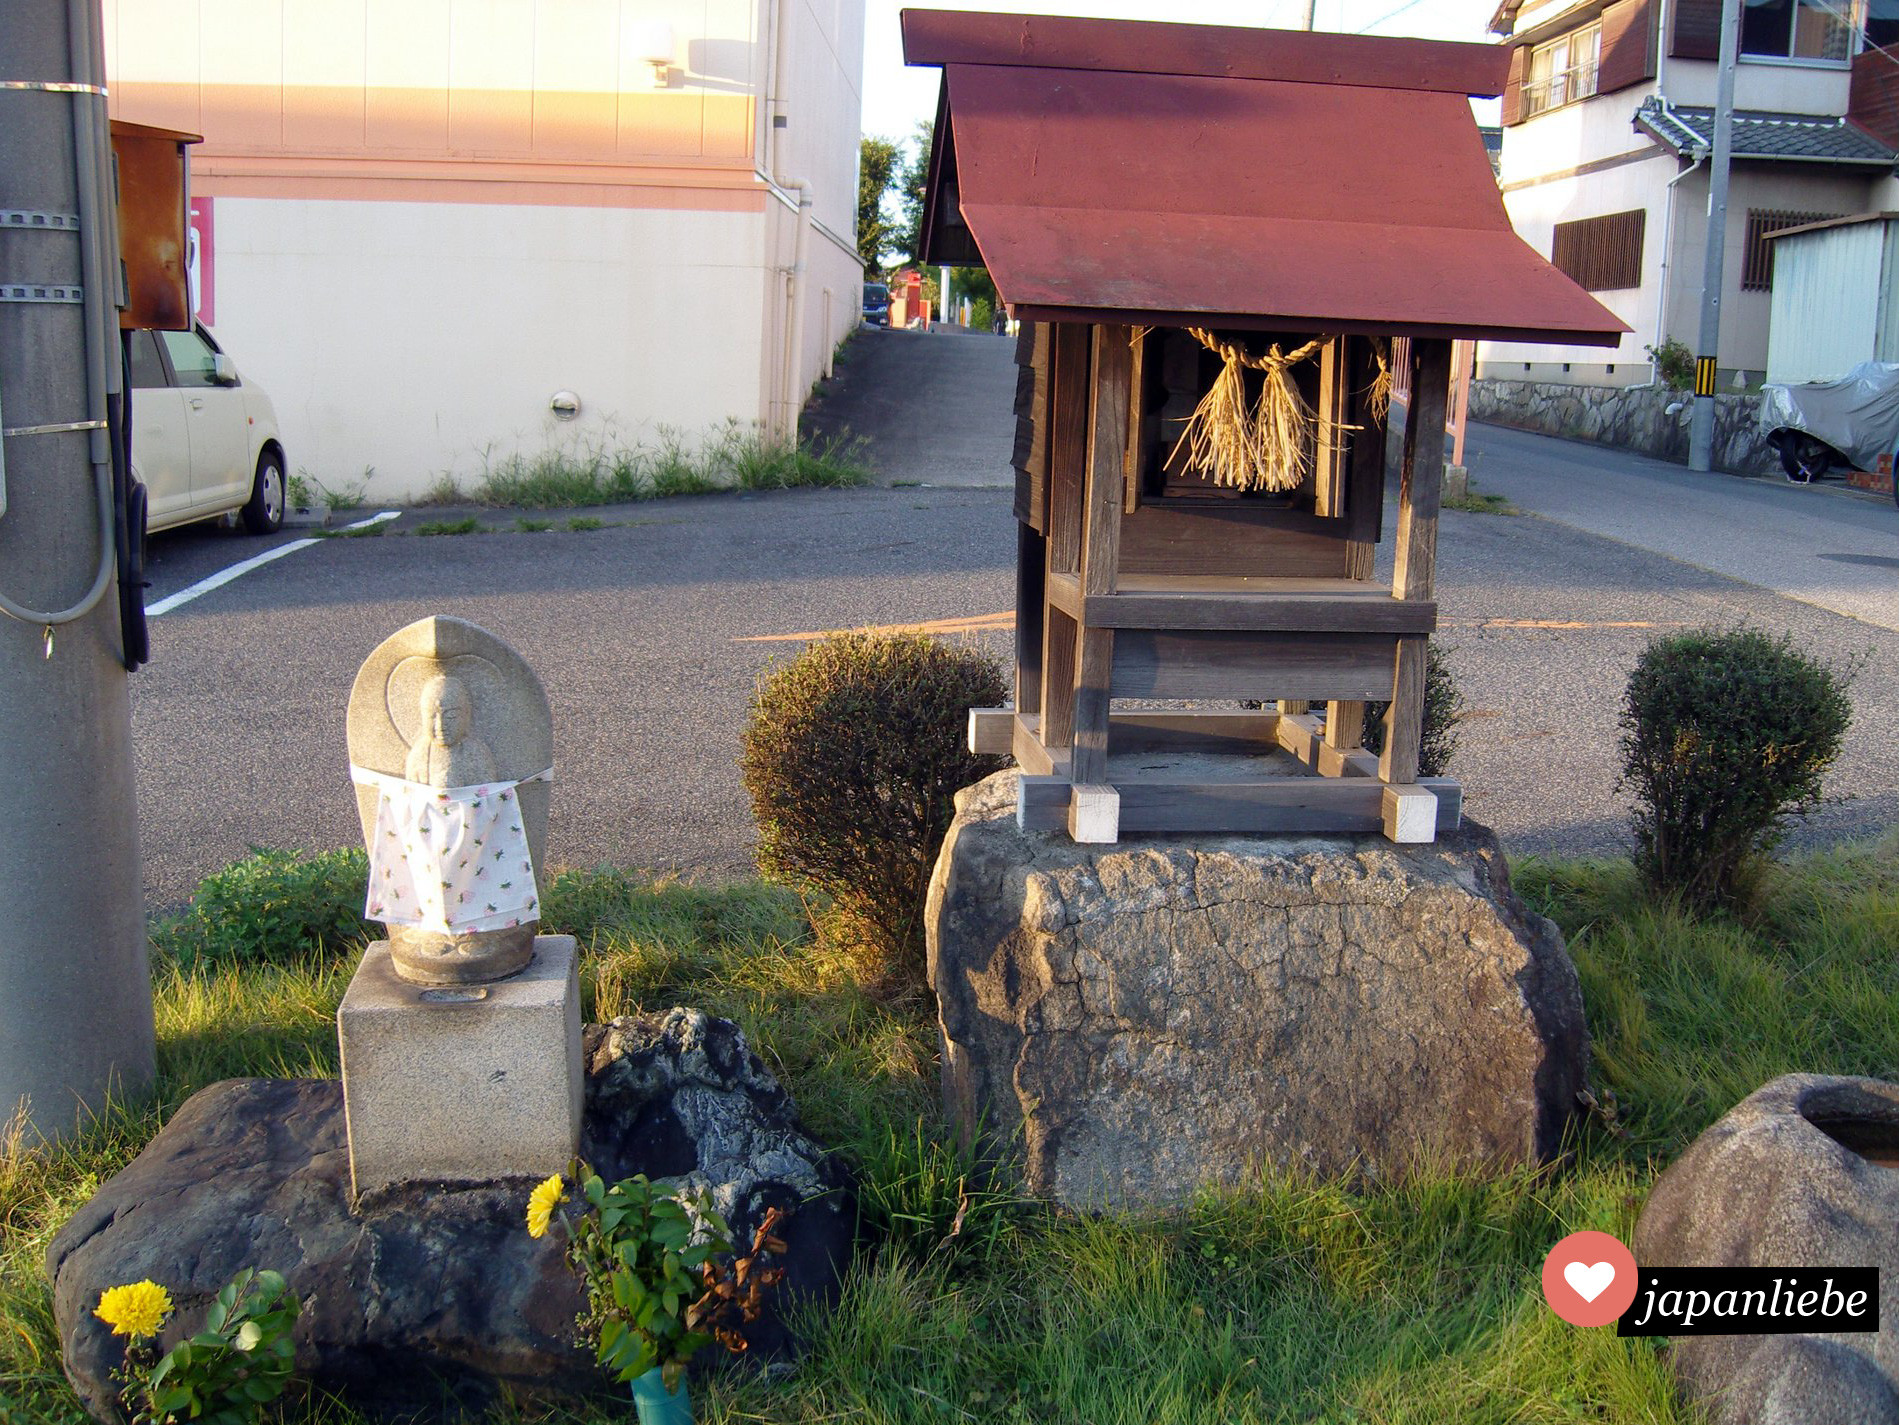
[1168,330,1325,493]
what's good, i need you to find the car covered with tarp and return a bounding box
[1759,361,1899,483]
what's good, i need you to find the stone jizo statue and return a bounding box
[347,616,553,985]
[404,674,496,786]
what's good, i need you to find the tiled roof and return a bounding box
[1636,97,1898,164]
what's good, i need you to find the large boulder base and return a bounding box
[49,1009,853,1422]
[925,771,1588,1206]
[1633,1074,1898,1425]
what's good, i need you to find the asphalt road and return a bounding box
[131,331,1897,911]
[1464,423,1899,630]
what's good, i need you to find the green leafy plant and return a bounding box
[288,470,368,511]
[1645,338,1695,392]
[153,847,372,968]
[98,1270,301,1425]
[527,1168,786,1394]
[1619,628,1850,910]
[739,632,1008,982]
[1358,638,1464,778]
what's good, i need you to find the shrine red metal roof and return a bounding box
[901,10,1627,346]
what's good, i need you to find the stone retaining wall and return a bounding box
[1468,379,1777,477]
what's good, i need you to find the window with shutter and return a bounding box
[1502,44,1527,125]
[1551,209,1647,290]
[1598,0,1658,92]
[1742,210,1842,289]
[1523,22,1603,115]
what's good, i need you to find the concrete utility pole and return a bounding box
[1687,0,1741,471]
[0,0,155,1141]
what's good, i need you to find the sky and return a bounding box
[858,0,1507,145]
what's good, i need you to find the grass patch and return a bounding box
[515,517,554,533]
[413,517,481,537]
[3,842,1892,1423]
[1444,487,1520,515]
[425,421,873,510]
[1515,836,1898,1157]
[565,516,604,533]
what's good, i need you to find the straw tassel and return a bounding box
[1367,337,1393,426]
[1169,330,1325,493]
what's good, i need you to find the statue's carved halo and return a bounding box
[385,653,506,752]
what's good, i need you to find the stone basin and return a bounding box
[1634,1074,1898,1425]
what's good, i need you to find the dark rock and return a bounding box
[1633,1074,1897,1425]
[925,771,1588,1206]
[581,1008,858,1364]
[48,1012,854,1422]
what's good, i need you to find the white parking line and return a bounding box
[146,509,400,617]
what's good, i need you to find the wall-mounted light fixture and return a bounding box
[631,21,675,86]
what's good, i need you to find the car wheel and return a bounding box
[1776,434,1835,484]
[241,449,285,533]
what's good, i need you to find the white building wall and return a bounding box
[1664,57,1854,116]
[105,0,865,503]
[758,0,868,432]
[208,200,768,499]
[1494,86,1664,190]
[1486,149,1680,379]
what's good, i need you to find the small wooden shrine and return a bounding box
[903,9,1625,844]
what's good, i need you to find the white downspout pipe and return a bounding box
[780,180,813,440]
[767,0,812,441]
[1633,6,1677,388]
[1650,148,1707,383]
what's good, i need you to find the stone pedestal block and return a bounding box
[338,936,581,1198]
[925,771,1588,1206]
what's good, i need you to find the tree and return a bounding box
[952,266,996,308]
[856,136,900,272]
[897,118,934,262]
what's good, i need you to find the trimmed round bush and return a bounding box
[739,632,1008,980]
[1359,638,1463,778]
[1619,628,1849,910]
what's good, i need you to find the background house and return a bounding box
[104,0,865,503]
[1472,0,1896,467]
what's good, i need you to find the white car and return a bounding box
[129,323,286,534]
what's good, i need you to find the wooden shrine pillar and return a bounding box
[1039,323,1091,752]
[1069,324,1132,841]
[1378,337,1451,838]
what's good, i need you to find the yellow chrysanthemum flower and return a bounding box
[94,1280,173,1340]
[526,1173,566,1239]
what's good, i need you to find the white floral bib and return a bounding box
[351,767,551,935]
